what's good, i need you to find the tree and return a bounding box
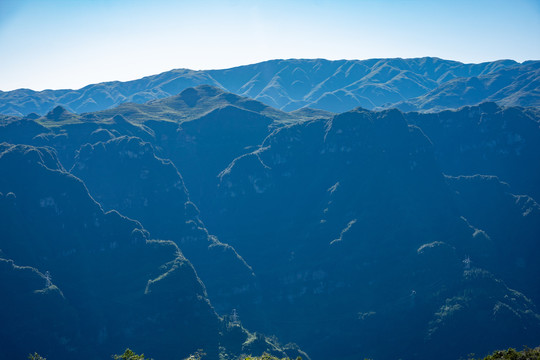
[28,353,46,360]
[469,346,540,360]
[112,348,153,360]
[242,354,301,360]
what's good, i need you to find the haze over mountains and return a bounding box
[1,57,540,360]
[1,58,539,117]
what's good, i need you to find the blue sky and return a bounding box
[0,0,539,91]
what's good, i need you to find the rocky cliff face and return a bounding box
[0,143,303,360]
[71,136,259,315]
[207,108,540,360]
[405,103,540,200]
[0,143,221,359]
[445,174,540,302]
[0,256,78,360]
[1,86,539,360]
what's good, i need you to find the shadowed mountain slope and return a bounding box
[445,175,540,302]
[0,256,78,360]
[0,86,293,203]
[404,102,540,200]
[1,88,539,360]
[0,143,307,360]
[203,108,540,360]
[70,136,260,315]
[0,143,221,359]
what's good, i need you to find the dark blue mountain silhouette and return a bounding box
[1,85,539,360]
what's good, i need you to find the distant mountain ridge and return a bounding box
[1,57,538,116]
[395,61,540,112]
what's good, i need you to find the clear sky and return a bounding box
[1,0,539,91]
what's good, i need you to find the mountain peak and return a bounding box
[23,112,40,120]
[45,106,71,121]
[178,85,225,106]
[192,84,224,94]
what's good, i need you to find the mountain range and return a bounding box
[1,61,540,360]
[1,58,539,117]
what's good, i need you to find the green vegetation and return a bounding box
[26,350,297,360]
[28,353,46,360]
[184,349,206,360]
[242,353,301,360]
[112,349,153,360]
[469,347,540,360]
[25,346,540,360]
